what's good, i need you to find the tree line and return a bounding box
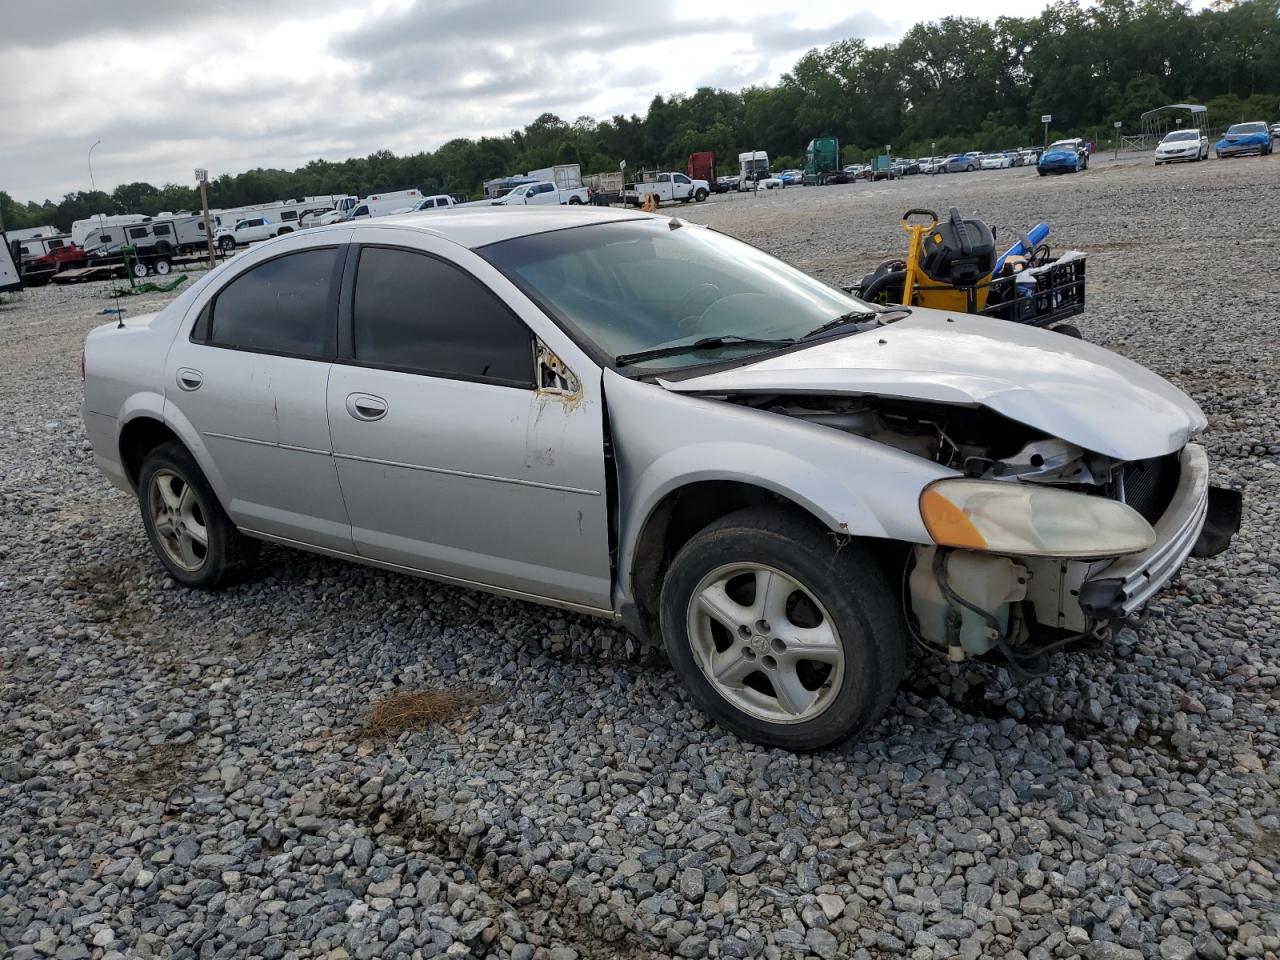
[4,0,1277,233]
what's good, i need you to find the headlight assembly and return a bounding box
[920,479,1156,557]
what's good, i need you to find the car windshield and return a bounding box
[1163,131,1197,142]
[482,219,874,370]
[1227,122,1266,135]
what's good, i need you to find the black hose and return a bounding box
[860,268,908,304]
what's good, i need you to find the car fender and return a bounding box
[156,396,233,506]
[605,372,948,608]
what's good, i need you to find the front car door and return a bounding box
[163,233,353,551]
[325,225,613,612]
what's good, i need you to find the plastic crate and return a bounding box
[980,255,1086,327]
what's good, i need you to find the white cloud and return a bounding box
[2,0,1055,201]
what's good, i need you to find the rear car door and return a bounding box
[326,227,613,611]
[164,239,353,551]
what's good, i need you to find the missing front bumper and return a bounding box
[1078,445,1238,620]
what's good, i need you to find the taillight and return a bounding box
[80,349,85,381]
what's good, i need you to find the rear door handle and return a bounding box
[345,393,387,421]
[176,368,203,391]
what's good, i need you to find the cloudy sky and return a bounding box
[3,0,1055,203]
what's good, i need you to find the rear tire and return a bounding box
[137,442,259,589]
[219,236,235,253]
[153,257,172,276]
[568,196,583,205]
[659,506,906,751]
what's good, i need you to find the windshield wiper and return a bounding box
[615,335,795,368]
[799,307,909,341]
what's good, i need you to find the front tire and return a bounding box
[695,188,708,201]
[137,442,258,589]
[659,507,906,751]
[219,236,235,253]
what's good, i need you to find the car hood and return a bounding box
[1218,132,1267,145]
[657,310,1205,461]
[1040,150,1077,162]
[1157,140,1199,151]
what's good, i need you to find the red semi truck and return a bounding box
[687,151,719,190]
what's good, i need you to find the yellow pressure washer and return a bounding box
[857,207,997,313]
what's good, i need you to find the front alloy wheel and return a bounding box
[687,563,844,724]
[660,507,906,751]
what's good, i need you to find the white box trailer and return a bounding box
[1,233,22,293]
[7,225,59,244]
[344,189,422,221]
[527,164,582,190]
[17,234,75,260]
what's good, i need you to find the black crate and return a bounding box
[979,255,1086,327]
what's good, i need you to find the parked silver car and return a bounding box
[82,207,1239,750]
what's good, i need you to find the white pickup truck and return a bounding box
[215,216,295,252]
[624,172,711,206]
[491,181,589,206]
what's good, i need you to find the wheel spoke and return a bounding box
[177,531,201,568]
[177,483,196,516]
[752,569,792,624]
[772,668,820,718]
[697,583,748,632]
[780,623,841,665]
[184,521,208,547]
[156,475,182,511]
[709,648,757,687]
[153,514,177,538]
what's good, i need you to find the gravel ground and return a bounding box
[2,155,1278,960]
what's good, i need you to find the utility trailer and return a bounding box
[51,244,225,284]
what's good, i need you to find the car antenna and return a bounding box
[99,307,126,328]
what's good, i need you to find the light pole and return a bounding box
[88,139,107,238]
[87,139,102,193]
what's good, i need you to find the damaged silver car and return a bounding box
[82,208,1240,750]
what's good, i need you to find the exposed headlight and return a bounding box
[919,479,1156,557]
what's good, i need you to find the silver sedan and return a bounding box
[82,207,1236,750]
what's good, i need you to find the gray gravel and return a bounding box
[3,155,1279,960]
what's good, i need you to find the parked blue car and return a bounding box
[1214,122,1273,158]
[1037,138,1089,175]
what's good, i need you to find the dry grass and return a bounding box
[362,687,490,738]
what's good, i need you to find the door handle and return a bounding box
[176,368,203,391]
[345,393,388,421]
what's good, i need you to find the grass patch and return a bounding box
[363,687,490,738]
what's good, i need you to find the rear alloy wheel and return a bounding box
[131,261,150,278]
[660,507,905,751]
[138,442,257,588]
[153,257,172,276]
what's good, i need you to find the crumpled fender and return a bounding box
[604,371,950,608]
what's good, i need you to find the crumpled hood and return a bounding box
[1217,132,1267,147]
[1039,150,1077,163]
[658,310,1206,461]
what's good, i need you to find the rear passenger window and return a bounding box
[352,247,533,385]
[209,248,338,358]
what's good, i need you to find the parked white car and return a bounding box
[80,207,1238,751]
[1154,129,1209,164]
[215,216,296,252]
[979,154,1013,170]
[492,181,589,206]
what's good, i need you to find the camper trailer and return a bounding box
[71,214,149,248]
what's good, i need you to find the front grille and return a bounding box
[1123,453,1181,524]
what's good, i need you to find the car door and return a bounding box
[326,226,613,611]
[164,237,353,552]
[530,183,559,206]
[672,173,692,198]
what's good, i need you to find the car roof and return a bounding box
[330,205,657,249]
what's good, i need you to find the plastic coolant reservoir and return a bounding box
[910,546,1029,659]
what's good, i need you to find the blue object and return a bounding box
[1037,144,1081,173]
[993,223,1050,276]
[1214,123,1272,157]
